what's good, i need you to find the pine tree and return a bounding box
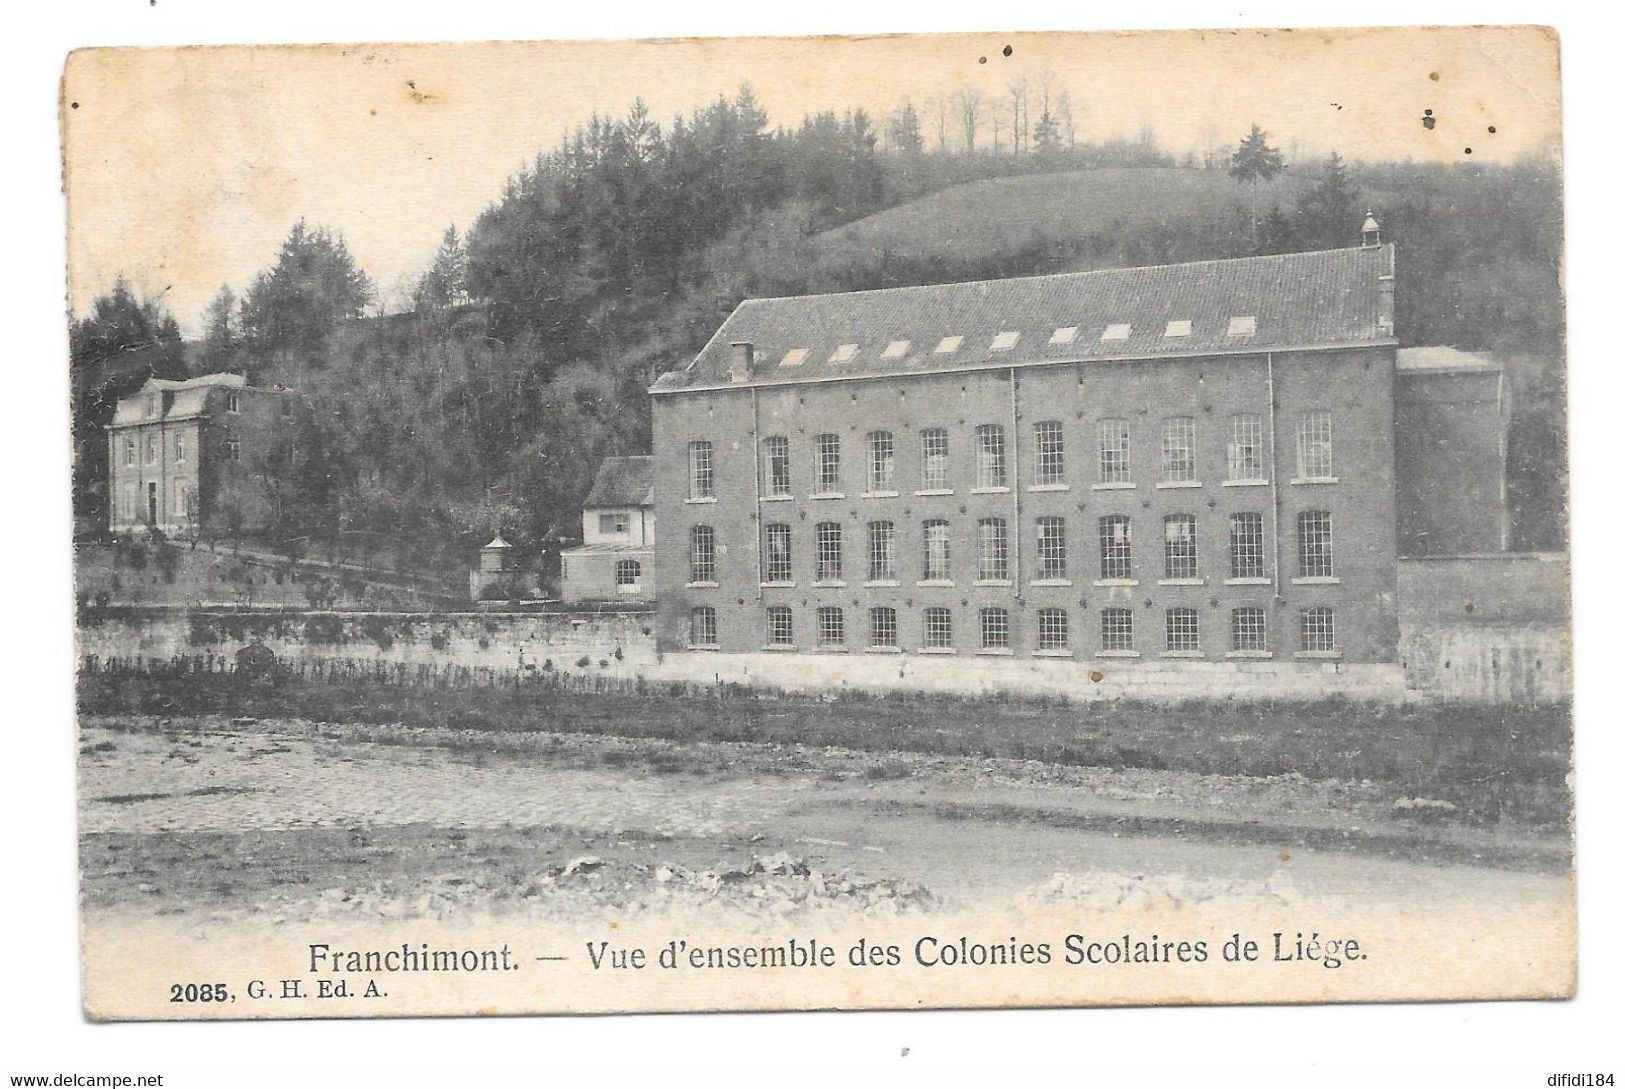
[1295,151,1360,250]
[239,219,375,365]
[1228,124,1287,247]
[194,284,240,374]
[414,226,469,311]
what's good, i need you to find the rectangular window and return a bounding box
[1161,416,1196,482]
[174,435,186,464]
[1036,516,1067,580]
[869,607,898,649]
[1033,421,1065,485]
[145,436,158,465]
[763,523,792,582]
[1301,606,1337,653]
[764,436,791,496]
[1099,515,1132,580]
[867,521,896,582]
[815,521,843,582]
[1231,607,1268,652]
[689,606,718,647]
[689,524,716,583]
[1165,607,1200,652]
[924,607,954,649]
[599,512,630,534]
[1296,410,1334,478]
[977,518,1009,581]
[123,439,135,467]
[226,392,241,414]
[920,428,949,490]
[1037,608,1069,652]
[979,607,1010,650]
[867,431,895,492]
[817,606,845,648]
[922,519,951,581]
[1163,515,1198,579]
[1229,513,1266,579]
[766,606,794,647]
[688,441,714,499]
[226,438,242,462]
[1098,419,1131,484]
[1101,607,1135,652]
[1227,414,1264,481]
[174,482,188,520]
[1296,510,1335,578]
[814,433,841,493]
[615,559,642,588]
[975,424,1008,488]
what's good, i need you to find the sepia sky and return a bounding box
[61,26,1561,334]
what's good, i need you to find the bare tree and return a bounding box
[1007,77,1028,156]
[1057,88,1077,148]
[954,85,982,155]
[927,94,950,154]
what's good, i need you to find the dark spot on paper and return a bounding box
[1279,851,1291,863]
[978,56,987,64]
[1002,44,1013,57]
[1464,147,1473,155]
[1488,125,1497,134]
[1422,109,1435,131]
[70,101,79,110]
[1429,70,1440,81]
[1089,670,1104,683]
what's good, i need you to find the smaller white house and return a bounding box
[559,456,656,602]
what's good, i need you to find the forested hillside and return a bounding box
[69,90,1566,569]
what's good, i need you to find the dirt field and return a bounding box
[78,712,1571,927]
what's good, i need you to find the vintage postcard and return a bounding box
[63,25,1572,1020]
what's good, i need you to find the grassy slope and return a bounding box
[817,167,1303,262]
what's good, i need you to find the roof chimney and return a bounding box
[1360,211,1381,249]
[728,341,755,383]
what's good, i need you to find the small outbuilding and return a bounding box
[559,456,656,603]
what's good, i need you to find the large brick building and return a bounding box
[106,373,302,536]
[649,230,1475,671]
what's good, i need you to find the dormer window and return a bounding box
[598,511,631,535]
[143,396,159,419]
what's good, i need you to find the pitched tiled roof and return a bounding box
[583,455,654,508]
[653,245,1395,393]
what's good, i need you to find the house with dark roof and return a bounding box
[106,373,303,535]
[559,455,656,602]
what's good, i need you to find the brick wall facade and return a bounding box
[1394,367,1510,555]
[653,346,1399,665]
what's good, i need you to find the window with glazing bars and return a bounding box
[920,428,949,490]
[1161,416,1196,482]
[1033,420,1065,485]
[869,607,898,648]
[817,606,845,647]
[1037,608,1069,651]
[867,431,895,491]
[766,605,794,647]
[814,433,841,493]
[689,606,718,647]
[1036,516,1067,579]
[867,521,895,582]
[1100,607,1134,652]
[764,435,791,496]
[124,439,135,467]
[1098,419,1131,484]
[1296,410,1333,478]
[979,607,1010,650]
[763,523,792,582]
[146,437,158,465]
[1229,513,1266,579]
[1165,607,1200,652]
[815,521,843,582]
[922,519,951,580]
[1300,606,1336,652]
[1296,510,1334,578]
[977,518,1009,580]
[1099,515,1132,580]
[689,525,716,583]
[1227,414,1265,481]
[1231,606,1267,652]
[923,607,953,649]
[615,560,641,587]
[975,424,1007,488]
[688,441,714,499]
[1163,514,1198,579]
